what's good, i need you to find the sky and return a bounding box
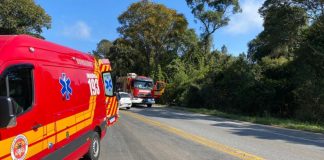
[35,0,265,55]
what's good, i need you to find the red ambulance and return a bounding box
[0,35,118,160]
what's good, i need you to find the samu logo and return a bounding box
[59,73,73,100]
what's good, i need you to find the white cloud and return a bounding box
[224,0,264,35]
[63,21,91,40]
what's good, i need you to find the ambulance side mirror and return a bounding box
[0,97,18,128]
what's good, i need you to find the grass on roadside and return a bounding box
[170,106,324,134]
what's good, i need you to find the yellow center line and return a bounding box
[122,111,265,160]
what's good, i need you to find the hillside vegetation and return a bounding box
[95,0,324,124]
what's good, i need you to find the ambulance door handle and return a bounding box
[32,123,42,131]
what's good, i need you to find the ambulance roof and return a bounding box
[0,35,93,63]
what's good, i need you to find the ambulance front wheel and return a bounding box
[85,132,100,160]
[147,104,152,108]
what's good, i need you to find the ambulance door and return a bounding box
[102,72,118,125]
[39,65,57,153]
[0,63,45,159]
[41,64,76,152]
[54,68,76,150]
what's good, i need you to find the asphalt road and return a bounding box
[99,106,324,160]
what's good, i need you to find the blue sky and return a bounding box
[35,0,264,55]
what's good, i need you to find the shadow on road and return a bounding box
[131,107,324,149]
[213,122,324,148]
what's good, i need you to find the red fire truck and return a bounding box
[0,35,118,160]
[117,73,155,107]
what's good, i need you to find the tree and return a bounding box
[108,38,143,77]
[0,0,51,38]
[292,14,324,121]
[221,45,228,54]
[260,0,324,20]
[179,29,203,66]
[93,39,112,59]
[117,1,188,76]
[299,0,324,19]
[248,1,307,61]
[186,0,241,54]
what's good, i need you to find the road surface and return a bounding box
[99,106,324,160]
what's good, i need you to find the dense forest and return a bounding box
[93,0,324,123]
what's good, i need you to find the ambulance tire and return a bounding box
[147,104,152,108]
[85,132,100,160]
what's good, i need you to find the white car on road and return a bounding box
[117,92,132,110]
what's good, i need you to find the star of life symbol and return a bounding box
[105,79,113,93]
[59,73,72,100]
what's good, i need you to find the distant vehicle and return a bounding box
[153,81,166,99]
[117,73,155,107]
[117,92,132,110]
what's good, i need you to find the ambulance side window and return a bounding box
[102,72,114,96]
[0,66,34,113]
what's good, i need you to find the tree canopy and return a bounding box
[0,0,51,38]
[186,0,241,53]
[117,1,189,77]
[93,39,113,59]
[248,3,307,61]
